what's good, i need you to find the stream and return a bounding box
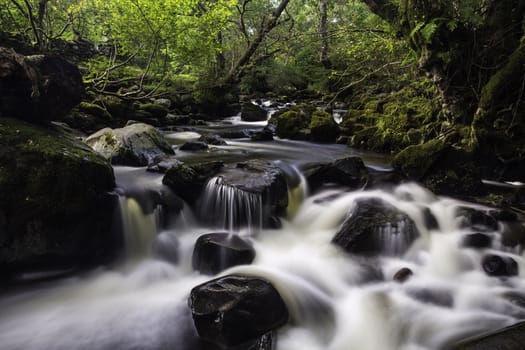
[0,106,524,350]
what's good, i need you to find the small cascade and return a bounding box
[199,176,263,232]
[119,196,160,260]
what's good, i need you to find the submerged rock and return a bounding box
[332,197,420,256]
[251,127,274,141]
[180,141,209,151]
[461,233,492,249]
[501,222,525,248]
[456,207,499,232]
[0,47,83,122]
[189,275,288,348]
[192,233,256,275]
[0,118,116,279]
[393,267,413,283]
[85,123,174,166]
[305,156,369,192]
[482,254,518,277]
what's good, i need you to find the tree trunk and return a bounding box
[221,0,291,85]
[319,0,330,68]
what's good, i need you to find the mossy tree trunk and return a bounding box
[362,0,525,149]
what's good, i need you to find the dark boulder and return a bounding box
[241,103,268,122]
[450,320,525,350]
[85,123,175,166]
[456,207,499,232]
[422,207,440,231]
[393,139,484,196]
[462,233,492,249]
[162,161,224,204]
[482,254,518,277]
[180,141,209,151]
[192,233,256,275]
[0,47,83,123]
[305,156,369,192]
[199,160,288,228]
[0,118,117,280]
[189,275,288,348]
[251,127,274,141]
[501,222,525,248]
[199,134,227,145]
[309,110,339,143]
[332,197,420,256]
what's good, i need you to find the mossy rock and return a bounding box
[0,118,117,279]
[241,103,267,122]
[102,96,134,120]
[79,102,109,119]
[309,110,339,143]
[272,111,311,140]
[393,139,484,196]
[138,103,169,119]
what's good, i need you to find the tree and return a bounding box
[361,0,525,147]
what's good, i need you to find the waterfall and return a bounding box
[118,196,160,260]
[199,176,263,233]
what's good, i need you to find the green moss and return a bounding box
[79,102,109,119]
[138,103,168,119]
[309,110,339,143]
[392,139,447,179]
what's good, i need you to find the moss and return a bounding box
[138,103,168,119]
[392,139,448,179]
[309,110,339,143]
[79,102,109,119]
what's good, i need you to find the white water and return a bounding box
[1,171,524,349]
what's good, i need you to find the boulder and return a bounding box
[199,134,227,145]
[0,47,83,123]
[332,197,420,256]
[309,110,339,143]
[189,275,289,348]
[392,139,484,196]
[0,118,117,280]
[199,160,288,228]
[251,127,274,141]
[456,207,499,232]
[305,156,369,192]
[162,161,224,204]
[180,141,209,151]
[501,222,525,248]
[241,103,267,122]
[461,233,492,249]
[482,254,518,277]
[85,123,174,166]
[450,321,525,350]
[137,103,169,119]
[393,267,413,283]
[192,233,256,275]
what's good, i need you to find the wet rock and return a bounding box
[147,158,184,174]
[488,209,518,222]
[162,161,224,204]
[199,134,227,145]
[450,320,525,350]
[393,267,413,283]
[241,103,268,122]
[0,118,117,277]
[138,103,169,119]
[206,160,289,223]
[189,275,288,348]
[180,141,209,151]
[365,170,406,190]
[85,123,174,166]
[457,207,499,232]
[251,127,274,141]
[306,156,369,192]
[0,47,83,122]
[332,197,420,256]
[309,110,339,143]
[192,233,256,275]
[393,139,484,196]
[462,233,492,249]
[501,222,525,248]
[482,254,518,277]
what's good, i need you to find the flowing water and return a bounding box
[1,111,524,350]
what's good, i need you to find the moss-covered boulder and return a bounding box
[393,139,484,196]
[309,110,339,143]
[138,103,169,119]
[0,118,117,280]
[241,102,267,122]
[85,123,174,166]
[0,47,83,123]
